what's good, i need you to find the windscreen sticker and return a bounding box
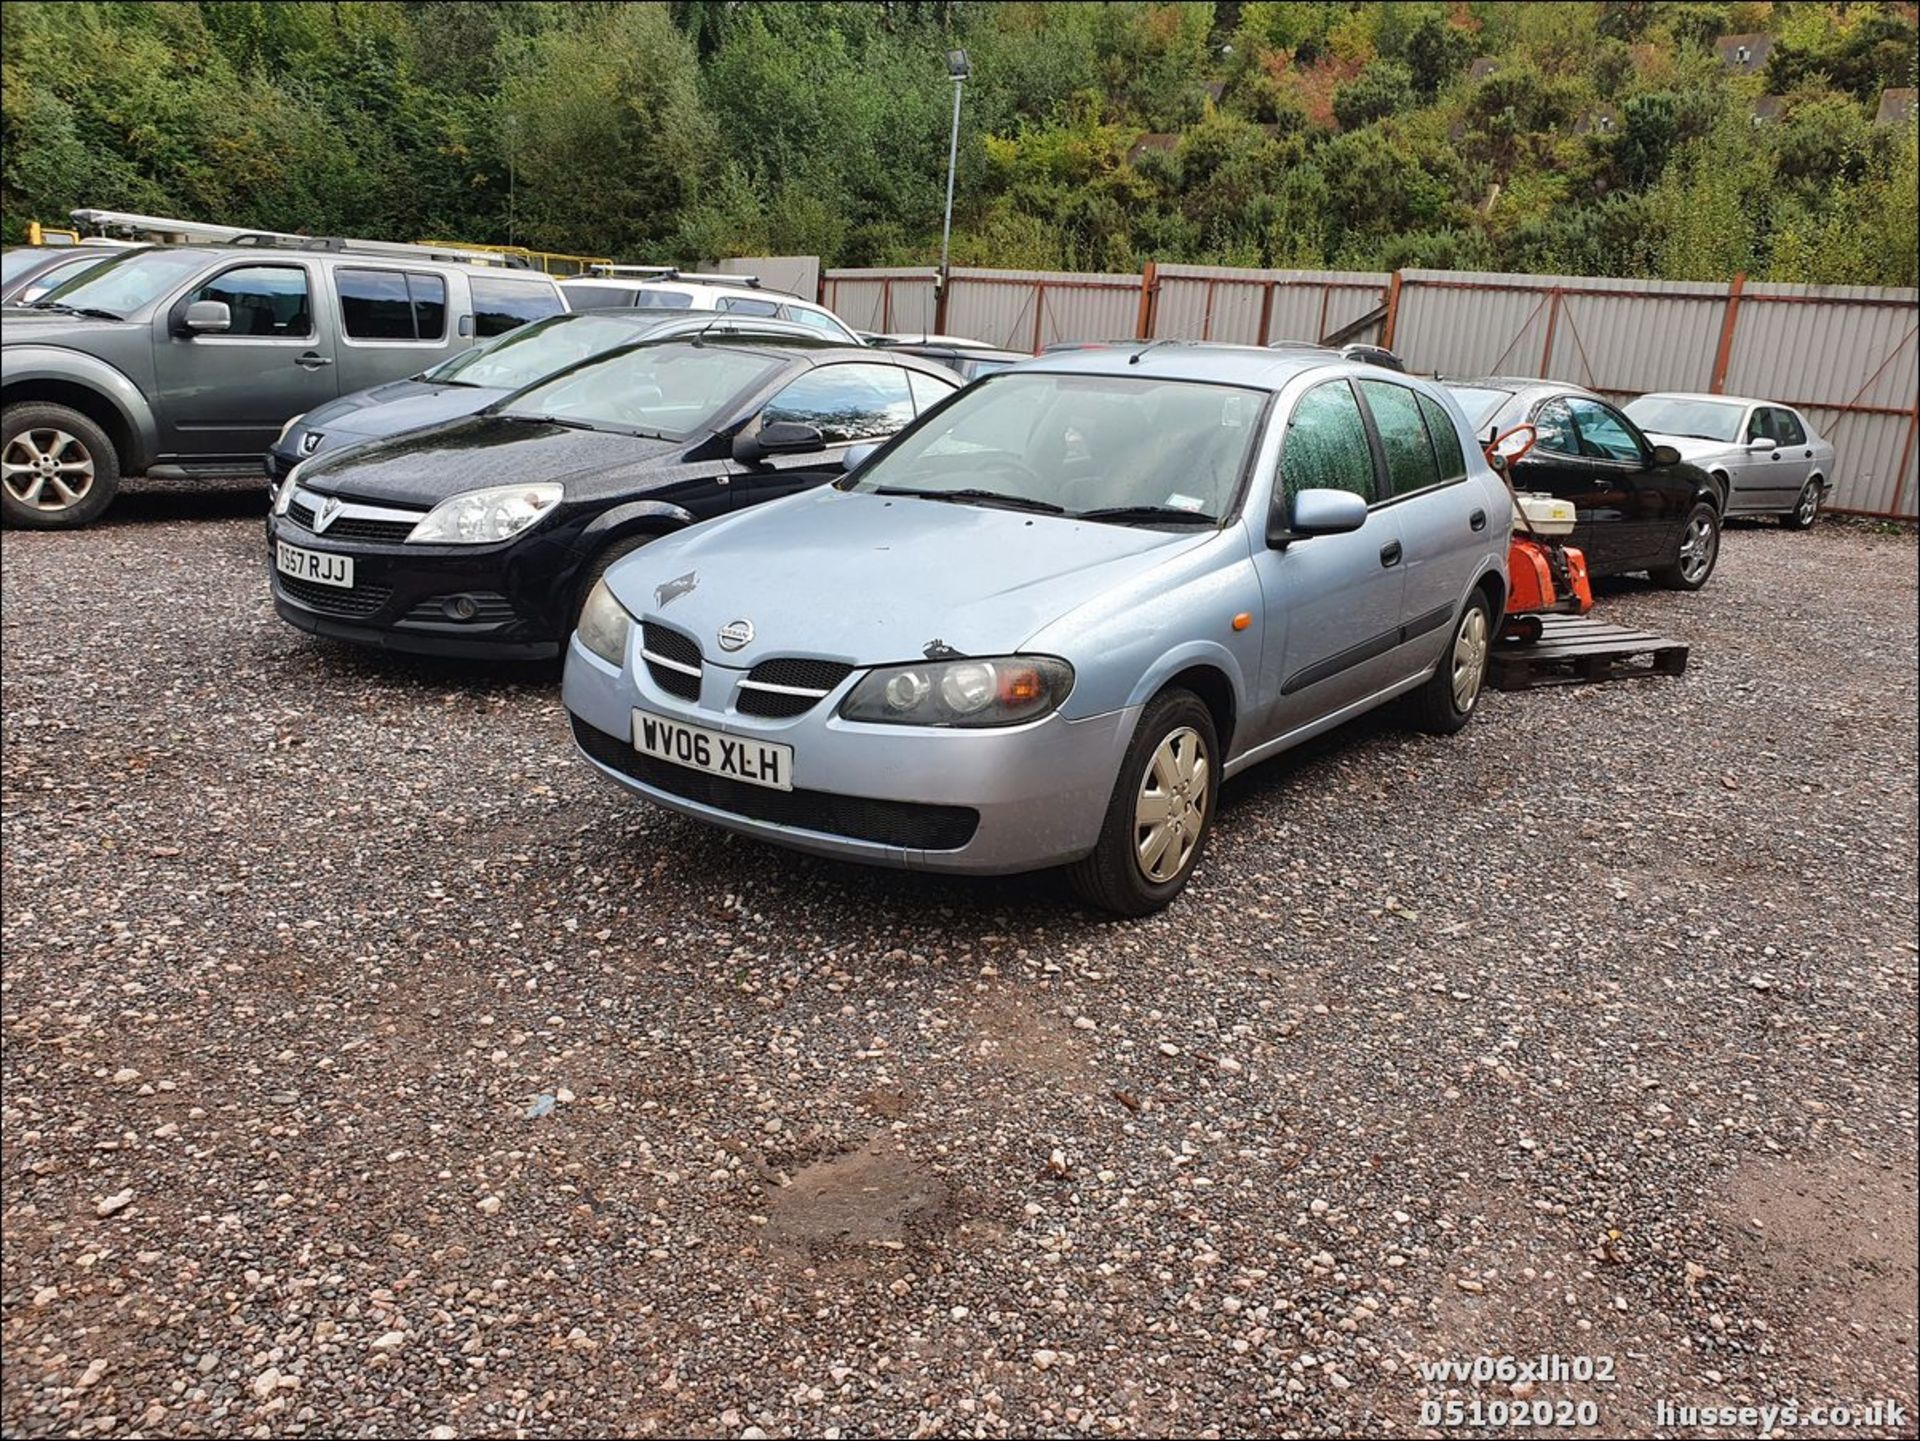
[1165,493,1206,512]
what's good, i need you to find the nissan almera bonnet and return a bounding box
[563,345,1510,914]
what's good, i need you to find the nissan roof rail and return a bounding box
[68,209,522,267]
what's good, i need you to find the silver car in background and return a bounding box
[563,346,1510,914]
[1624,392,1836,528]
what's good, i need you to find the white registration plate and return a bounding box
[632,709,793,792]
[276,541,353,589]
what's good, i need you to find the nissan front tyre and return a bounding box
[1068,688,1219,917]
[1,403,121,529]
[1783,479,1822,531]
[1413,591,1493,736]
[1651,501,1721,591]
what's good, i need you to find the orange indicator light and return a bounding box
[1231,612,1252,631]
[999,667,1044,703]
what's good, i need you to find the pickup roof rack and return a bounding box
[582,264,761,288]
[68,209,526,267]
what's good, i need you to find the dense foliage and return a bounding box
[2,1,1914,284]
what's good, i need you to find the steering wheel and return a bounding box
[973,453,1046,489]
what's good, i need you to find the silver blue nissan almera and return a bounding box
[563,344,1509,914]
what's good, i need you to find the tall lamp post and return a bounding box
[938,48,969,331]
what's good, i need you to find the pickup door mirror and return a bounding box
[1651,443,1682,467]
[733,420,825,464]
[1268,486,1368,548]
[179,300,231,336]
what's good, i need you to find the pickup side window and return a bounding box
[189,265,312,338]
[337,268,448,341]
[470,276,564,337]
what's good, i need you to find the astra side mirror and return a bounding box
[1267,486,1368,548]
[732,420,825,464]
[179,300,231,336]
[1651,443,1682,467]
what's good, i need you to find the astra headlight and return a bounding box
[839,656,1073,727]
[407,483,562,545]
[272,462,304,516]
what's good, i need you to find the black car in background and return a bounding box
[266,338,961,658]
[1442,377,1723,591]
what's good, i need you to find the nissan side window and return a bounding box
[336,268,445,341]
[1532,399,1578,455]
[1565,397,1644,464]
[1357,379,1441,498]
[1279,380,1377,506]
[760,363,915,444]
[409,273,446,339]
[1416,393,1468,482]
[470,276,564,337]
[906,369,959,415]
[189,265,312,338]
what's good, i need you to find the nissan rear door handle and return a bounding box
[1379,541,1403,568]
[295,353,333,369]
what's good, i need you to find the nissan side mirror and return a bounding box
[1268,486,1368,548]
[732,420,825,464]
[1652,443,1682,466]
[179,300,231,336]
[842,441,881,472]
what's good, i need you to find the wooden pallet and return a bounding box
[1489,614,1689,691]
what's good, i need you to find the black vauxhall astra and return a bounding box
[265,337,961,659]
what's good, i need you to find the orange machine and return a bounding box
[1484,424,1595,641]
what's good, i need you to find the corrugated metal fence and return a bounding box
[813,261,1918,518]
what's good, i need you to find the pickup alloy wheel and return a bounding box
[4,429,95,511]
[1,403,121,529]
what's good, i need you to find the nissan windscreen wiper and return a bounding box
[1073,504,1216,526]
[871,486,1065,515]
[29,301,124,321]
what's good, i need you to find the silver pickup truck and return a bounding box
[2,239,566,528]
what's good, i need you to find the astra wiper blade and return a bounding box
[872,486,1065,514]
[498,412,594,429]
[1073,504,1216,525]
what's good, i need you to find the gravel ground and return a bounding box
[3,484,1916,1439]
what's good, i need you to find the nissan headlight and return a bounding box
[839,656,1073,727]
[272,462,304,516]
[406,483,562,545]
[576,578,633,667]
